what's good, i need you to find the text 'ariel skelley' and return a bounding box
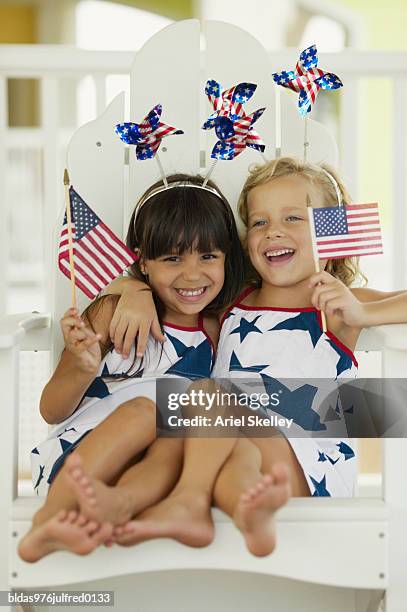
[166,413,294,429]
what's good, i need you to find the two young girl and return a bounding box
[20,158,407,561]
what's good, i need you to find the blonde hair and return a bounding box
[237,157,367,287]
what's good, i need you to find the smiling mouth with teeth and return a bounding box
[175,287,207,298]
[264,248,295,264]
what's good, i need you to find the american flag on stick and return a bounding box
[58,187,137,300]
[311,203,383,260]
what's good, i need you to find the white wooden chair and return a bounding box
[1,20,407,612]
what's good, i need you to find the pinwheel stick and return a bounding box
[155,153,168,189]
[303,116,309,162]
[306,198,327,333]
[63,168,77,310]
[203,159,217,188]
[275,86,281,158]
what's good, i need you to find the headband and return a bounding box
[320,167,342,207]
[137,180,225,209]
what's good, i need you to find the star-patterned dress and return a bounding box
[212,287,358,497]
[31,315,214,496]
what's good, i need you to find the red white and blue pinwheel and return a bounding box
[116,104,183,160]
[210,109,266,160]
[203,79,257,127]
[202,79,265,160]
[272,45,343,116]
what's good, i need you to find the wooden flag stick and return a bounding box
[64,168,77,310]
[306,197,327,332]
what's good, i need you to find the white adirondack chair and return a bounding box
[1,20,407,612]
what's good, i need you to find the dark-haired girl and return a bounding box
[18,174,247,562]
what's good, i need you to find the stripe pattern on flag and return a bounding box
[58,187,137,299]
[313,203,383,259]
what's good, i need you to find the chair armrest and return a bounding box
[0,312,51,350]
[356,323,407,352]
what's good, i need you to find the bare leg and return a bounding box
[114,436,237,547]
[251,437,310,497]
[33,396,156,525]
[113,378,239,547]
[213,438,291,556]
[66,438,184,524]
[19,396,156,562]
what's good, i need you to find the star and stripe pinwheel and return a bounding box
[208,109,266,160]
[202,79,266,180]
[116,104,183,160]
[203,79,257,125]
[272,44,343,117]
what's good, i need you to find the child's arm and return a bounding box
[350,287,407,326]
[103,275,165,358]
[40,298,116,425]
[308,271,407,328]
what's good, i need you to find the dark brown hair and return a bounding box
[126,173,246,318]
[83,173,246,371]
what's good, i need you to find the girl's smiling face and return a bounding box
[246,175,326,288]
[142,248,225,324]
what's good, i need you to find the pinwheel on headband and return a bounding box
[202,79,267,186]
[272,44,343,161]
[208,109,266,160]
[115,104,183,188]
[203,79,257,124]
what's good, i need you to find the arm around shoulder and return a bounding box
[103,274,151,296]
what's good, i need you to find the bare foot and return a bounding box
[65,453,133,525]
[234,463,291,557]
[113,491,214,548]
[18,509,113,562]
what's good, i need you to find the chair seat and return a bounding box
[10,496,387,590]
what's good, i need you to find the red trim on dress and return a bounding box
[220,286,257,326]
[325,331,358,367]
[198,313,217,357]
[236,287,316,312]
[315,311,358,367]
[222,288,358,368]
[163,321,201,332]
[237,303,317,312]
[162,316,216,357]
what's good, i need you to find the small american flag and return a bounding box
[58,187,137,299]
[312,203,383,259]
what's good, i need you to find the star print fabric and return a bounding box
[31,321,214,496]
[212,288,358,497]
